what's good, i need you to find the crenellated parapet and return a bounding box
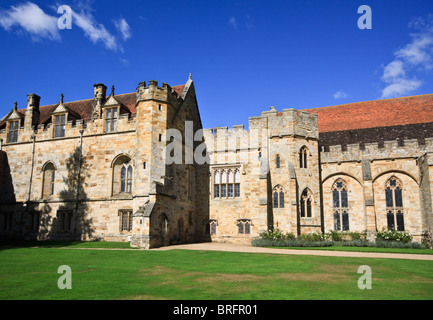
[136,80,183,107]
[250,107,318,140]
[203,107,319,155]
[321,137,433,164]
[0,79,188,145]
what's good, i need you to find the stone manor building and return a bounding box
[0,75,432,248]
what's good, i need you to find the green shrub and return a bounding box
[251,238,333,248]
[297,232,326,242]
[375,240,426,249]
[326,230,368,242]
[259,229,295,241]
[421,230,433,249]
[376,228,413,243]
[341,240,376,247]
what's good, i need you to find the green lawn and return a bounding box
[269,245,433,255]
[0,245,432,300]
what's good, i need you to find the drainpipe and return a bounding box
[28,135,36,202]
[73,129,84,240]
[22,135,36,237]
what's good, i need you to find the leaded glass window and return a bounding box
[385,177,405,231]
[332,179,349,231]
[273,185,285,208]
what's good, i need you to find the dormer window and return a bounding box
[7,120,19,143]
[53,114,66,138]
[105,107,118,132]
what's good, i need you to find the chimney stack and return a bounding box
[94,83,107,101]
[24,93,41,130]
[92,83,107,119]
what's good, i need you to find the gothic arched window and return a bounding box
[113,155,133,195]
[42,162,55,199]
[332,179,349,231]
[299,146,308,169]
[273,185,285,208]
[385,177,405,231]
[300,189,313,218]
[213,167,241,199]
[120,163,133,193]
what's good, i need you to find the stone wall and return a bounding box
[320,137,433,240]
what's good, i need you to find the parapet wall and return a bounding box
[321,137,433,164]
[203,107,319,154]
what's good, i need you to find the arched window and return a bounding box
[332,179,349,231]
[213,167,241,199]
[227,169,234,197]
[237,219,252,234]
[276,154,281,168]
[385,177,405,231]
[42,162,55,198]
[299,147,308,169]
[300,189,313,218]
[234,169,240,197]
[120,163,133,193]
[113,155,133,195]
[214,170,220,198]
[273,185,285,208]
[221,170,227,197]
[206,219,218,235]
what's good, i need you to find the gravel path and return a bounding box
[151,242,433,261]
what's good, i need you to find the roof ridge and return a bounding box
[308,93,433,111]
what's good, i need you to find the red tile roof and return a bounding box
[1,84,186,127]
[305,93,433,133]
[172,85,185,96]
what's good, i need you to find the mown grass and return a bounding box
[0,240,133,249]
[0,245,432,300]
[268,244,433,255]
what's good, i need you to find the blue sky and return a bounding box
[0,0,433,129]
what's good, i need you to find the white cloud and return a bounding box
[333,90,348,99]
[119,57,129,67]
[0,2,60,41]
[0,1,131,52]
[244,15,255,31]
[114,18,131,41]
[228,16,237,29]
[380,16,433,99]
[228,15,255,31]
[71,8,119,51]
[381,78,422,99]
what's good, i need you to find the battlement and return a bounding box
[320,137,433,163]
[249,107,318,139]
[136,80,183,104]
[204,107,318,147]
[202,107,319,156]
[0,79,189,145]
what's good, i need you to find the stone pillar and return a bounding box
[362,160,377,241]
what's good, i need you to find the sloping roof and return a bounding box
[1,84,186,127]
[305,93,433,133]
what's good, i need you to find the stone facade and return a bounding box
[0,77,432,247]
